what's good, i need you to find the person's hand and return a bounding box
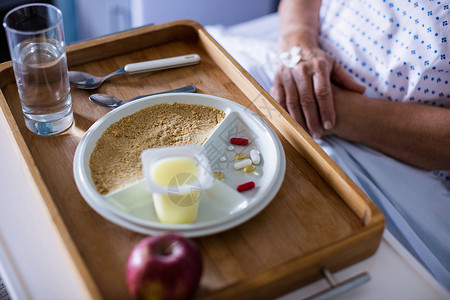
[322,83,369,138]
[271,46,365,138]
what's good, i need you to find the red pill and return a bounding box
[230,137,249,146]
[237,181,255,192]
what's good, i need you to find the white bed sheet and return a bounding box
[206,13,450,291]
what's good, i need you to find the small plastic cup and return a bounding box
[141,145,214,224]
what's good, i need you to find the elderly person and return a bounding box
[207,0,450,290]
[268,0,450,289]
[271,0,450,171]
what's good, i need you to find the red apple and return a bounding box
[126,233,203,300]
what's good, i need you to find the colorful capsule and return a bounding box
[243,165,256,173]
[237,181,255,192]
[230,137,249,146]
[234,152,247,160]
[234,158,252,170]
[212,171,225,180]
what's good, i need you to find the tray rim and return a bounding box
[0,66,103,299]
[196,25,387,233]
[0,19,385,300]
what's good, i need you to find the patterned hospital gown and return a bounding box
[205,2,450,288]
[318,0,450,185]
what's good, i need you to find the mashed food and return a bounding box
[90,102,225,194]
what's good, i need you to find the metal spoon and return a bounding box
[89,85,197,109]
[69,54,200,89]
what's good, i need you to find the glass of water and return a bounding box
[3,3,73,135]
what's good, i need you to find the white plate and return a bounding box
[73,93,286,237]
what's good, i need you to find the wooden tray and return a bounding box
[0,20,384,300]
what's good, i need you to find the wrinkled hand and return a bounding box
[271,47,365,138]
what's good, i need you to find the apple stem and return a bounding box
[160,241,175,256]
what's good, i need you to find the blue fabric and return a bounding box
[319,0,450,107]
[206,10,450,291]
[0,279,9,300]
[317,136,450,290]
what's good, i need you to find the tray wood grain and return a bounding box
[0,20,384,300]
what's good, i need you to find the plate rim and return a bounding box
[73,92,286,236]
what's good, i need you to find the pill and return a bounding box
[237,181,255,192]
[243,165,256,173]
[234,158,252,169]
[219,156,227,162]
[250,149,261,165]
[212,171,225,180]
[230,137,249,145]
[227,145,235,151]
[234,152,247,160]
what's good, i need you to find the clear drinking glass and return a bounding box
[3,3,73,135]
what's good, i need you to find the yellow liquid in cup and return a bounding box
[151,157,201,224]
